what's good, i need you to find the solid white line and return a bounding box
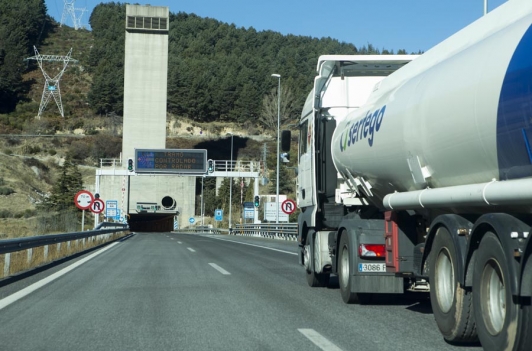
[208,263,231,275]
[187,248,195,252]
[210,237,297,255]
[0,242,120,311]
[298,329,343,351]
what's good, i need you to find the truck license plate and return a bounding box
[358,263,386,272]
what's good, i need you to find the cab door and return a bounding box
[298,117,315,209]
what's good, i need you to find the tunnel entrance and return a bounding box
[128,213,175,232]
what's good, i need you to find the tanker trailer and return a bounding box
[285,0,532,350]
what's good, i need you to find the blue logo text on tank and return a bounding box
[340,105,386,152]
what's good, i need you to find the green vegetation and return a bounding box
[0,0,48,113]
[1,1,410,134]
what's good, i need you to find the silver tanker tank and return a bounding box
[331,0,532,211]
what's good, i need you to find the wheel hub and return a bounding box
[481,259,505,335]
[435,248,455,313]
[304,245,311,271]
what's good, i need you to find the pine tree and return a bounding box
[49,157,83,210]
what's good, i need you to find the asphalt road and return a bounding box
[0,233,482,351]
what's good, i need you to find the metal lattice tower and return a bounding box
[60,0,86,30]
[25,46,78,118]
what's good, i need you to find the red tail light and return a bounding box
[358,244,386,258]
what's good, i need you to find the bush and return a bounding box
[0,187,15,195]
[5,137,21,146]
[51,137,62,147]
[23,209,37,218]
[21,144,42,154]
[23,157,50,171]
[0,209,12,218]
[67,139,92,161]
[35,210,79,234]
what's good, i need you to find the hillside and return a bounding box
[0,1,405,237]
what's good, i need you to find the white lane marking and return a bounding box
[209,263,231,275]
[177,241,182,244]
[298,329,343,351]
[209,237,297,256]
[170,238,174,240]
[187,248,196,252]
[0,242,120,311]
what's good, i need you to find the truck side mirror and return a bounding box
[281,130,291,152]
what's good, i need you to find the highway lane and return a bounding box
[0,233,481,351]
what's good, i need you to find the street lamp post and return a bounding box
[201,175,205,226]
[271,73,281,224]
[227,132,234,229]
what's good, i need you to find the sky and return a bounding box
[44,0,508,54]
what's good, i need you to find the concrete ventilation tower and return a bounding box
[122,5,170,161]
[60,0,86,30]
[24,46,78,118]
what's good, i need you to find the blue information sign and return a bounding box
[214,209,223,221]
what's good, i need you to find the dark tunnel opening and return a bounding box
[128,213,175,232]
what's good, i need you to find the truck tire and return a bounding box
[515,294,532,350]
[515,254,532,351]
[429,227,477,343]
[473,232,518,351]
[338,231,372,304]
[305,231,330,287]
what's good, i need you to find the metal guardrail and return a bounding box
[0,222,129,255]
[100,158,122,168]
[174,223,298,241]
[174,226,227,235]
[213,160,260,173]
[231,223,298,241]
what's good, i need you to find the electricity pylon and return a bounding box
[25,46,78,118]
[60,0,86,30]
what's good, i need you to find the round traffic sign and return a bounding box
[90,198,105,214]
[189,217,195,224]
[281,199,297,215]
[74,190,94,210]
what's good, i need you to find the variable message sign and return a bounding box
[135,149,207,174]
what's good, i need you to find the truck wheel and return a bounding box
[473,232,518,351]
[514,252,532,351]
[429,227,477,343]
[305,231,329,287]
[514,304,531,351]
[339,231,359,303]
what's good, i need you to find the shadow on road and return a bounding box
[325,275,435,314]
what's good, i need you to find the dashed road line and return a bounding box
[187,248,195,252]
[298,329,343,351]
[208,263,231,275]
[177,241,182,244]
